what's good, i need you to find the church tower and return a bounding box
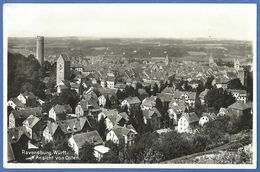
[234,59,240,70]
[165,54,169,66]
[36,36,44,65]
[209,54,216,67]
[56,54,71,85]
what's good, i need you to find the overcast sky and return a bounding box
[4,3,256,40]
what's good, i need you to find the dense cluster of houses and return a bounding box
[7,53,253,163]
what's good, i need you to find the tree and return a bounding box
[153,83,159,95]
[98,116,107,140]
[202,116,230,144]
[205,76,214,89]
[204,88,235,111]
[100,150,120,163]
[116,90,127,101]
[227,78,245,90]
[104,97,112,109]
[79,142,97,163]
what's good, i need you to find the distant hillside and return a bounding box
[8,37,253,63]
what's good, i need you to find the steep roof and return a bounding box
[112,125,133,139]
[182,112,199,124]
[228,89,247,96]
[201,112,217,121]
[73,130,103,148]
[119,112,129,121]
[143,107,162,119]
[52,104,72,115]
[60,53,70,62]
[8,126,31,143]
[8,142,15,162]
[101,109,121,125]
[46,122,59,136]
[8,98,25,108]
[12,107,42,119]
[125,96,141,105]
[78,100,89,111]
[161,86,175,95]
[57,116,89,134]
[141,96,156,108]
[199,89,210,99]
[228,102,252,111]
[157,93,174,103]
[21,91,36,99]
[22,115,40,128]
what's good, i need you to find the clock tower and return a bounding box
[56,54,71,85]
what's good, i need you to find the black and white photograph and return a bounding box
[3,3,257,168]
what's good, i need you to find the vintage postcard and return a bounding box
[3,3,257,169]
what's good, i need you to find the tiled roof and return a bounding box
[8,142,15,162]
[141,96,156,108]
[112,125,133,139]
[21,91,36,99]
[157,93,174,102]
[125,96,141,105]
[119,112,129,121]
[8,126,31,143]
[161,86,175,95]
[228,102,252,111]
[143,107,162,119]
[52,104,72,115]
[22,115,40,128]
[72,130,103,148]
[60,53,70,61]
[182,112,199,124]
[201,112,217,121]
[199,89,210,99]
[46,122,59,136]
[57,117,89,134]
[8,98,25,108]
[12,107,42,119]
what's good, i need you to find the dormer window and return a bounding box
[12,135,16,141]
[73,125,77,131]
[67,126,72,132]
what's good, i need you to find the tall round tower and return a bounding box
[36,36,44,66]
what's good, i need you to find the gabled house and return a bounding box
[173,91,196,107]
[7,98,25,110]
[98,88,118,106]
[49,104,72,121]
[178,112,199,133]
[199,112,217,126]
[42,122,58,142]
[121,97,141,110]
[141,96,157,110]
[228,89,248,103]
[8,126,32,161]
[56,80,71,94]
[98,95,106,107]
[106,76,115,89]
[106,125,137,146]
[22,115,40,130]
[9,107,42,128]
[54,116,92,142]
[17,91,37,107]
[228,101,252,117]
[94,145,110,161]
[168,99,187,126]
[68,130,103,155]
[98,109,127,130]
[142,107,162,130]
[75,100,89,118]
[198,89,209,105]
